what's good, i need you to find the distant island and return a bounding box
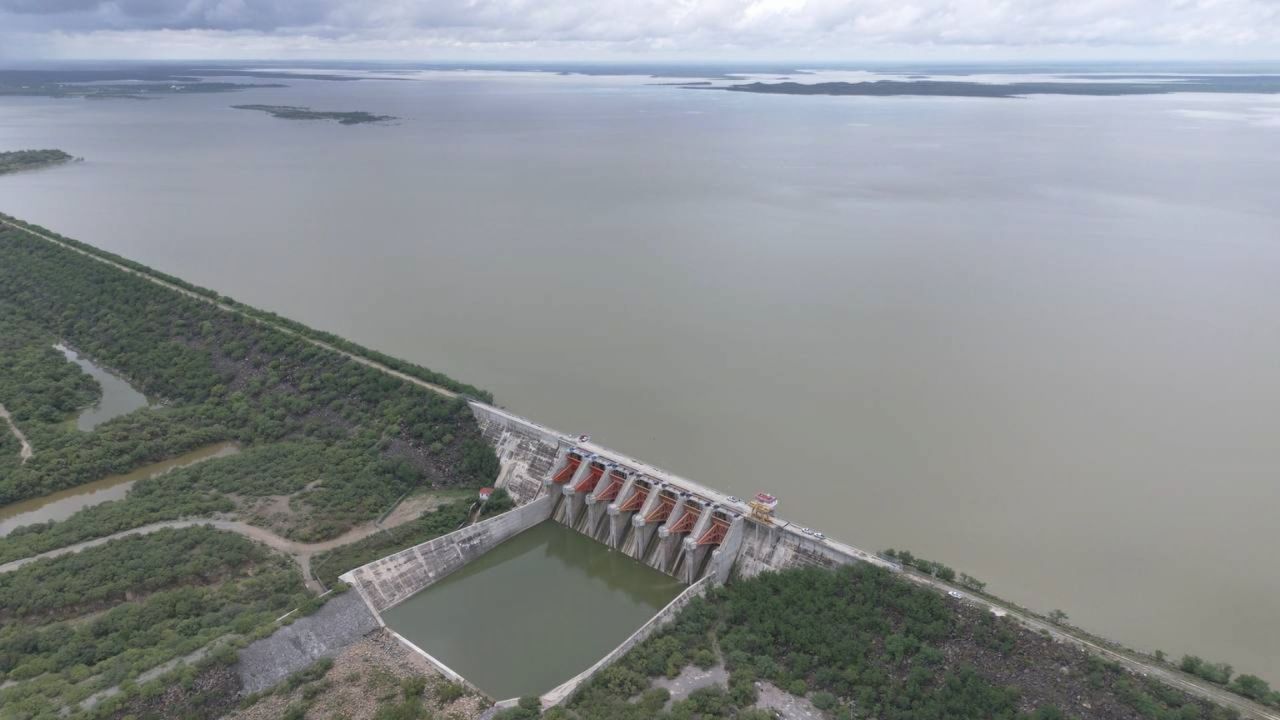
[0,149,76,175]
[232,104,396,125]
[721,75,1280,98]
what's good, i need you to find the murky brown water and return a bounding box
[54,343,150,430]
[0,69,1277,679]
[0,442,239,536]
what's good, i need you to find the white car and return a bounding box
[726,496,742,504]
[948,590,964,600]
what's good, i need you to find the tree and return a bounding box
[1048,609,1069,625]
[1230,674,1272,701]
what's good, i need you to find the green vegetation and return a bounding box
[881,549,1278,710]
[1179,656,1280,707]
[232,104,396,124]
[0,525,266,622]
[82,637,243,720]
[0,315,99,425]
[880,548,980,588]
[0,150,74,175]
[547,564,1238,720]
[0,528,305,717]
[0,214,502,716]
[0,425,20,477]
[0,213,492,402]
[0,220,497,546]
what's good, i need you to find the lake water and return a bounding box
[382,521,685,699]
[0,442,240,536]
[1,67,1278,679]
[54,343,150,430]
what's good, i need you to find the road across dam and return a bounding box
[337,402,899,707]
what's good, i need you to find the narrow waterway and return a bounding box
[54,343,149,430]
[382,521,685,700]
[0,442,239,536]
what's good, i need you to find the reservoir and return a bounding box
[0,442,239,536]
[3,68,1279,679]
[382,521,685,699]
[55,343,150,430]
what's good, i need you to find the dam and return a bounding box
[337,402,895,706]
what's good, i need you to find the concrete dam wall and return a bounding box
[469,402,894,583]
[328,401,896,707]
[341,494,554,613]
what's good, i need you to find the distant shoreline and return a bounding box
[232,104,396,125]
[717,76,1280,98]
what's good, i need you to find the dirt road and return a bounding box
[0,508,429,593]
[0,403,33,464]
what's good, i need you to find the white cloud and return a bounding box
[0,0,1278,59]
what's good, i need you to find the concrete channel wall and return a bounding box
[340,495,555,613]
[538,576,713,707]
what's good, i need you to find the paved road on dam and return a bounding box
[4,217,1277,720]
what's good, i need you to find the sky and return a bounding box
[0,0,1278,61]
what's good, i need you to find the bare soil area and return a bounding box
[224,630,490,720]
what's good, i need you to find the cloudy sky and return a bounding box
[1,0,1278,61]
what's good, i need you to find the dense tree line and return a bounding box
[881,548,987,591]
[0,224,499,542]
[0,316,99,427]
[540,564,1241,720]
[0,526,265,622]
[1179,656,1279,708]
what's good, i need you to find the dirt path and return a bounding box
[0,403,33,464]
[0,505,435,593]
